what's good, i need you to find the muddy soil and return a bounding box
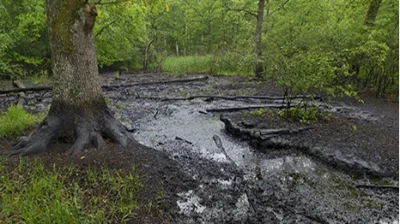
[0,72,398,223]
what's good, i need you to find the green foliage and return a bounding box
[0,106,45,137]
[278,106,320,124]
[0,159,143,223]
[210,52,255,77]
[248,108,268,117]
[0,0,397,98]
[0,0,50,79]
[162,54,255,77]
[28,70,50,84]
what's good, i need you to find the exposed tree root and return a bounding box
[2,110,133,156]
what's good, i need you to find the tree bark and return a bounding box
[365,0,383,26]
[254,0,265,79]
[5,0,132,156]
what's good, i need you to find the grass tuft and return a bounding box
[0,159,143,223]
[0,105,45,138]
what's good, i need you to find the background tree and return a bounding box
[7,0,134,155]
[254,0,266,79]
[0,0,397,98]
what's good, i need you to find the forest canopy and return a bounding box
[0,0,398,98]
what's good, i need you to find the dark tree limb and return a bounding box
[175,136,193,145]
[103,75,209,89]
[226,7,258,17]
[213,135,235,164]
[206,105,289,112]
[95,20,115,37]
[355,184,399,190]
[0,86,50,95]
[0,76,209,95]
[138,95,323,102]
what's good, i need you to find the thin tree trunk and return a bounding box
[365,0,383,26]
[352,0,382,85]
[144,44,149,70]
[254,0,265,79]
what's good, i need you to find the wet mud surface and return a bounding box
[0,73,398,223]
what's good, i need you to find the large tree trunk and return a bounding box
[7,0,132,156]
[254,0,265,79]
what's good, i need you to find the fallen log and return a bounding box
[0,75,209,95]
[175,136,193,145]
[0,86,52,95]
[138,94,323,102]
[355,184,399,190]
[206,104,290,112]
[220,115,396,179]
[102,75,209,89]
[220,114,312,140]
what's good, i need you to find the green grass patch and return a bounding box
[278,106,333,124]
[0,106,45,137]
[161,55,255,77]
[29,71,51,84]
[0,158,143,223]
[161,56,212,75]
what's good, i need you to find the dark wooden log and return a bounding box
[138,95,323,102]
[355,184,399,190]
[206,105,289,112]
[102,75,209,89]
[213,135,235,164]
[0,76,209,95]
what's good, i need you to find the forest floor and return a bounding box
[0,72,398,223]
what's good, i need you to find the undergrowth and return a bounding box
[244,107,332,124]
[278,106,333,124]
[0,158,143,223]
[161,55,255,77]
[0,106,45,137]
[28,71,50,84]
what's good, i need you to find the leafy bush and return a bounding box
[0,159,143,223]
[278,106,322,124]
[0,106,45,137]
[162,54,256,77]
[28,70,51,84]
[210,52,255,77]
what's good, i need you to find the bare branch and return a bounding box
[226,7,258,18]
[95,21,116,37]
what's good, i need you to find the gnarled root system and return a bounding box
[4,110,132,156]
